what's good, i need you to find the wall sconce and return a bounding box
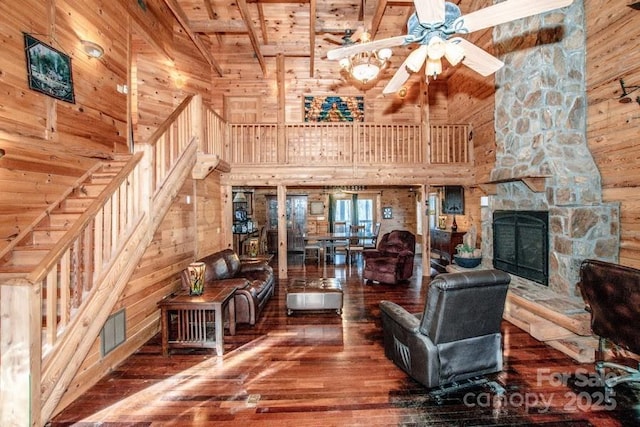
[81,40,104,59]
[619,79,640,106]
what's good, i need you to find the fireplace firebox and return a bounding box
[493,210,549,286]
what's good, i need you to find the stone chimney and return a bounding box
[481,1,619,298]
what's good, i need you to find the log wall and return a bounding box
[585,0,640,269]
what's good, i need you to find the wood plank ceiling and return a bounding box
[171,0,417,77]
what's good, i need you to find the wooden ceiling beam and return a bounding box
[261,43,310,57]
[162,0,224,76]
[190,20,248,33]
[204,0,215,18]
[370,0,389,38]
[245,0,310,3]
[237,0,268,77]
[317,21,365,33]
[257,3,269,44]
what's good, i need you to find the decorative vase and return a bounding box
[452,215,458,232]
[187,262,206,296]
[248,237,259,257]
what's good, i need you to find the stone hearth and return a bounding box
[478,2,620,362]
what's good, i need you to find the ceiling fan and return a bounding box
[327,0,574,95]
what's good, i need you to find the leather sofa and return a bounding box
[181,249,274,325]
[363,230,416,284]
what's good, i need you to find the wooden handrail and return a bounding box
[27,153,143,284]
[146,95,194,146]
[0,162,103,261]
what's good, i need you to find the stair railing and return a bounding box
[0,162,103,262]
[0,94,206,426]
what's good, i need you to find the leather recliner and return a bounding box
[363,230,416,284]
[379,269,511,394]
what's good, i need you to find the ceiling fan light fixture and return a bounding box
[425,58,442,79]
[341,44,392,84]
[406,45,429,73]
[444,41,465,66]
[351,61,381,83]
[378,48,393,61]
[427,36,446,60]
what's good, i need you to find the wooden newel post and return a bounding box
[0,278,42,427]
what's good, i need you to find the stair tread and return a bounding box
[12,243,55,251]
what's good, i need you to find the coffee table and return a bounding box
[286,278,343,315]
[158,285,236,356]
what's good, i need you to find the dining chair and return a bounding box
[347,224,366,265]
[331,221,349,260]
[365,222,381,249]
[303,223,322,265]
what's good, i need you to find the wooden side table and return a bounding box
[158,286,236,356]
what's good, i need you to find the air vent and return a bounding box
[101,309,126,357]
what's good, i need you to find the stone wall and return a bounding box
[482,0,619,298]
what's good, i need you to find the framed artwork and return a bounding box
[442,186,464,214]
[304,96,364,122]
[23,33,75,103]
[310,201,324,215]
[382,207,393,219]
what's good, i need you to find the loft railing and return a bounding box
[226,122,471,165]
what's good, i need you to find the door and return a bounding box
[266,195,307,253]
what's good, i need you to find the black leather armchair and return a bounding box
[578,259,640,399]
[363,230,416,284]
[379,269,511,394]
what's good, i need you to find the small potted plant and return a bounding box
[454,225,482,268]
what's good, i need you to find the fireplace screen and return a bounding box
[493,210,548,285]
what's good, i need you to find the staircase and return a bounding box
[0,94,220,426]
[0,156,130,279]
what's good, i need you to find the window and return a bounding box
[331,194,375,233]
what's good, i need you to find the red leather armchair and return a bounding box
[363,230,416,284]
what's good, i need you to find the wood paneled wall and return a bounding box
[586,0,640,268]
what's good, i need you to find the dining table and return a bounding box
[304,231,374,267]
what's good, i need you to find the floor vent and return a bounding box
[101,309,126,357]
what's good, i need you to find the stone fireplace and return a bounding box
[481,0,619,298]
[476,2,620,361]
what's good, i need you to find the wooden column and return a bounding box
[0,279,41,427]
[223,185,233,250]
[420,77,430,163]
[277,184,288,279]
[276,54,286,164]
[421,184,431,277]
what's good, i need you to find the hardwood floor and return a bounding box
[50,254,640,426]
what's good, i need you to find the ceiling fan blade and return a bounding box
[327,35,407,60]
[414,0,445,24]
[383,57,413,94]
[452,37,504,77]
[323,34,345,45]
[454,0,574,34]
